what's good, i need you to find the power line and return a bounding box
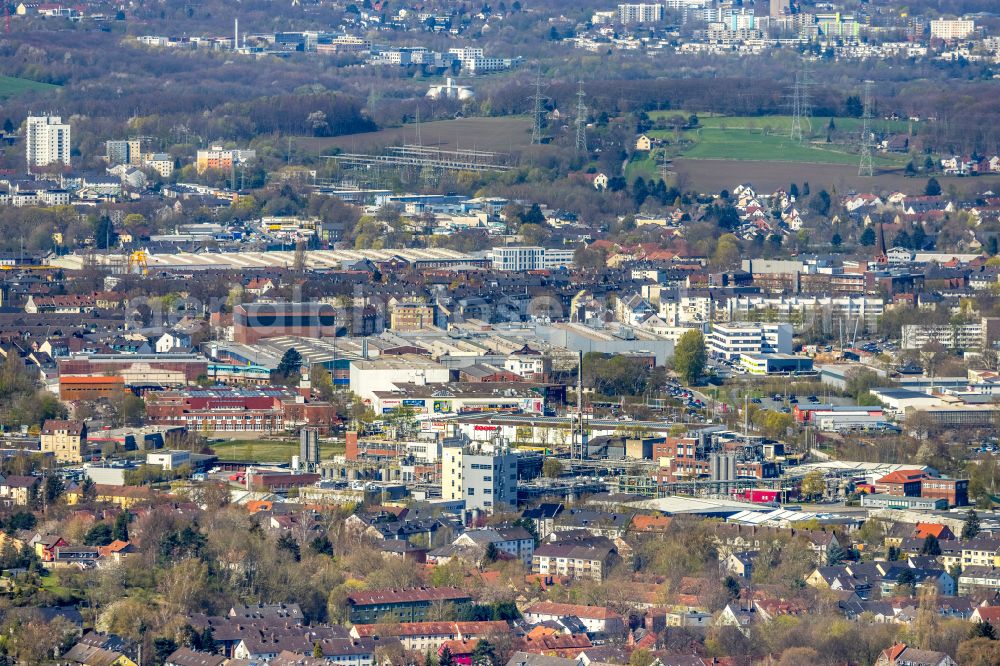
[528,67,548,146]
[858,80,875,177]
[789,59,811,143]
[574,81,587,154]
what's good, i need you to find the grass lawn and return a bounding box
[648,111,915,135]
[0,75,58,99]
[643,111,917,166]
[209,438,345,463]
[652,127,908,166]
[625,154,660,182]
[40,574,74,597]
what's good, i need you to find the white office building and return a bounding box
[490,246,574,272]
[441,441,517,513]
[349,354,451,404]
[707,322,793,360]
[26,115,71,168]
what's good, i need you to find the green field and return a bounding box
[643,111,915,167]
[210,438,346,463]
[648,111,915,135]
[0,75,58,99]
[684,129,904,165]
[625,155,660,182]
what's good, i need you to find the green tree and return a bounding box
[276,348,303,380]
[963,509,982,539]
[800,470,825,499]
[94,216,118,249]
[723,575,741,599]
[826,541,849,565]
[309,535,334,556]
[439,646,455,666]
[922,534,941,556]
[808,190,832,216]
[925,177,942,196]
[83,522,114,546]
[512,517,539,544]
[113,510,129,542]
[313,642,324,658]
[673,330,707,385]
[542,458,562,478]
[970,620,997,640]
[153,637,178,665]
[628,649,655,666]
[471,639,496,666]
[276,532,301,561]
[484,542,499,564]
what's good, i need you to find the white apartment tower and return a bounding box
[617,3,664,25]
[25,115,71,168]
[442,441,518,513]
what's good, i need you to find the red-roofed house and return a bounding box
[524,602,625,634]
[914,523,955,541]
[874,470,926,497]
[438,640,477,666]
[970,605,1000,625]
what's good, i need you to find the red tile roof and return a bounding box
[347,587,469,606]
[525,602,622,621]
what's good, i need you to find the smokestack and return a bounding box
[234,17,239,51]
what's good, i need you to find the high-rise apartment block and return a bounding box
[25,115,71,168]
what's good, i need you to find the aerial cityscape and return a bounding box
[1,0,1000,664]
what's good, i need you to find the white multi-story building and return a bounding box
[446,47,519,73]
[707,322,793,360]
[441,441,517,513]
[930,18,975,41]
[617,3,664,25]
[724,295,884,331]
[25,116,71,168]
[490,246,574,272]
[901,317,1000,351]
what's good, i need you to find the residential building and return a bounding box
[930,19,975,40]
[25,115,71,168]
[143,153,175,178]
[390,300,436,331]
[345,587,472,624]
[617,3,664,24]
[106,139,142,166]
[531,541,616,582]
[901,317,1000,351]
[0,476,40,506]
[441,441,517,513]
[707,322,793,360]
[40,419,87,463]
[451,526,535,565]
[195,146,256,173]
[489,247,574,272]
[350,621,508,652]
[523,602,625,634]
[875,643,956,666]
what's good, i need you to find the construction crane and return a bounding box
[126,250,149,275]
